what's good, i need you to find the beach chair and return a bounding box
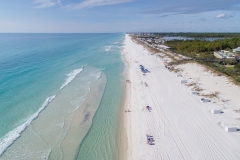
[147,135,155,145]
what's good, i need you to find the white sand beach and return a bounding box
[123,34,240,160]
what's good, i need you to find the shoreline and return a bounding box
[0,33,127,160]
[123,34,240,159]
[118,41,131,160]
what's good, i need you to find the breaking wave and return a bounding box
[0,96,56,156]
[105,46,112,51]
[60,68,83,90]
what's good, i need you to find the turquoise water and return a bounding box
[0,33,125,159]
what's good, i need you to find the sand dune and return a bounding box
[123,34,240,160]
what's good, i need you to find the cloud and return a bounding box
[215,13,235,19]
[34,0,61,8]
[159,13,179,17]
[199,18,207,21]
[142,0,240,16]
[63,0,132,10]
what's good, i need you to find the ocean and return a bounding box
[0,33,125,159]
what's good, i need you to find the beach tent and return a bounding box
[180,80,187,84]
[145,69,150,73]
[225,126,238,132]
[211,109,222,114]
[200,98,210,103]
[176,74,182,77]
[141,68,146,73]
[190,91,199,95]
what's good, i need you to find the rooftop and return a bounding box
[214,50,235,59]
[233,47,240,53]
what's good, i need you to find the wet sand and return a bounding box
[1,67,106,160]
[61,73,107,160]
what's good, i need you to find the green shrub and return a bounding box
[234,63,240,69]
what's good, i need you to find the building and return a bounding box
[233,47,240,53]
[214,50,235,59]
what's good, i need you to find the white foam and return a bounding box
[90,71,101,80]
[0,96,56,156]
[94,71,102,80]
[105,46,112,51]
[86,71,102,93]
[60,68,83,90]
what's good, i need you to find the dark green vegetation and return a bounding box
[165,37,240,59]
[163,35,240,83]
[235,63,240,69]
[152,32,240,38]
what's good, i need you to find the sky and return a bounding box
[0,0,240,33]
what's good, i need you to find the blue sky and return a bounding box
[0,0,240,33]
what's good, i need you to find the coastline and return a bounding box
[0,33,127,160]
[118,40,131,160]
[123,34,240,159]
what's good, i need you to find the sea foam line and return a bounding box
[0,96,56,156]
[60,68,83,90]
[105,46,112,51]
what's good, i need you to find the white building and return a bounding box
[214,50,235,59]
[157,45,171,50]
[233,47,240,53]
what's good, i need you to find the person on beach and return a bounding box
[146,106,152,111]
